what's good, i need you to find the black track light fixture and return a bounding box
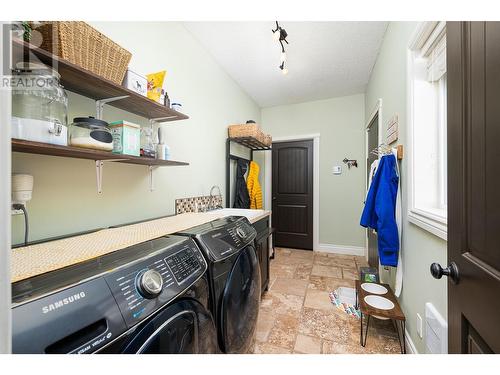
[272,21,289,75]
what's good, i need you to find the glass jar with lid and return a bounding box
[11,62,69,145]
[69,117,113,151]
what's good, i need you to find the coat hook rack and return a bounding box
[370,144,404,160]
[343,158,358,169]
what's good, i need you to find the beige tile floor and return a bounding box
[251,247,403,354]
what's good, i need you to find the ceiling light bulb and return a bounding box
[282,67,288,75]
[280,52,287,63]
[272,30,280,41]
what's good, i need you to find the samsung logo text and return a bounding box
[42,292,86,314]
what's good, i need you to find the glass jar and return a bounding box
[69,117,113,151]
[140,126,156,158]
[12,62,68,128]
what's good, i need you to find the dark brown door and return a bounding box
[272,140,313,250]
[366,114,379,268]
[446,21,500,353]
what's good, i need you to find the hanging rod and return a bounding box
[228,154,251,163]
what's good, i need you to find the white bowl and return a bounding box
[364,295,394,310]
[361,283,388,295]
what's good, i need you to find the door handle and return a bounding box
[272,197,276,200]
[430,262,460,284]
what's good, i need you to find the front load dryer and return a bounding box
[176,216,261,353]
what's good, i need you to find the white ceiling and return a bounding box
[183,22,388,108]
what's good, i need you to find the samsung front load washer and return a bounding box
[176,216,261,353]
[12,235,218,354]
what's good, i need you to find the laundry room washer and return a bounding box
[176,216,261,353]
[12,235,218,354]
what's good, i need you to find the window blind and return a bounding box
[425,34,446,82]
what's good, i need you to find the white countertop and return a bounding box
[211,208,270,224]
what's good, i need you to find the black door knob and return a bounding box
[430,262,460,284]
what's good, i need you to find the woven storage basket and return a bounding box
[228,123,262,139]
[263,134,272,146]
[34,21,132,85]
[255,131,267,145]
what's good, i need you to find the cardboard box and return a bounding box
[109,121,141,156]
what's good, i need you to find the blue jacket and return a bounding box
[360,154,399,267]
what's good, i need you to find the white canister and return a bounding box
[164,145,171,160]
[156,143,166,160]
[171,102,182,113]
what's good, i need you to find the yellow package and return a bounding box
[146,71,166,102]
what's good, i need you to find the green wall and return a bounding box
[365,22,448,353]
[12,22,261,245]
[261,94,366,248]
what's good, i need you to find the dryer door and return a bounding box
[122,299,217,354]
[220,245,261,353]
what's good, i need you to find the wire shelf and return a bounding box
[228,137,272,151]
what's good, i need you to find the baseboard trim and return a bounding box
[405,329,418,354]
[316,243,365,256]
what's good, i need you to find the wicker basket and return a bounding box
[34,22,132,85]
[255,131,267,145]
[263,134,272,146]
[228,124,272,147]
[228,123,261,139]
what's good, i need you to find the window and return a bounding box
[407,22,447,240]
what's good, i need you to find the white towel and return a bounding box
[368,159,379,236]
[392,148,403,297]
[368,159,379,189]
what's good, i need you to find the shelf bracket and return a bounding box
[94,158,135,194]
[95,160,104,194]
[96,95,129,120]
[148,165,159,192]
[148,116,177,135]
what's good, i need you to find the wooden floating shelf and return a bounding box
[229,137,272,151]
[12,139,189,167]
[12,39,189,121]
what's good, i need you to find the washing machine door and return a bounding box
[122,299,217,354]
[220,245,261,353]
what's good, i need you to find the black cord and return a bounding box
[13,203,29,246]
[20,205,29,246]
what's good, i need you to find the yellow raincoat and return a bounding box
[246,161,263,209]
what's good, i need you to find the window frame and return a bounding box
[407,21,448,241]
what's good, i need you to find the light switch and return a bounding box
[332,166,342,175]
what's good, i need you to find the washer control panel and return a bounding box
[166,247,202,284]
[199,217,257,261]
[105,237,206,328]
